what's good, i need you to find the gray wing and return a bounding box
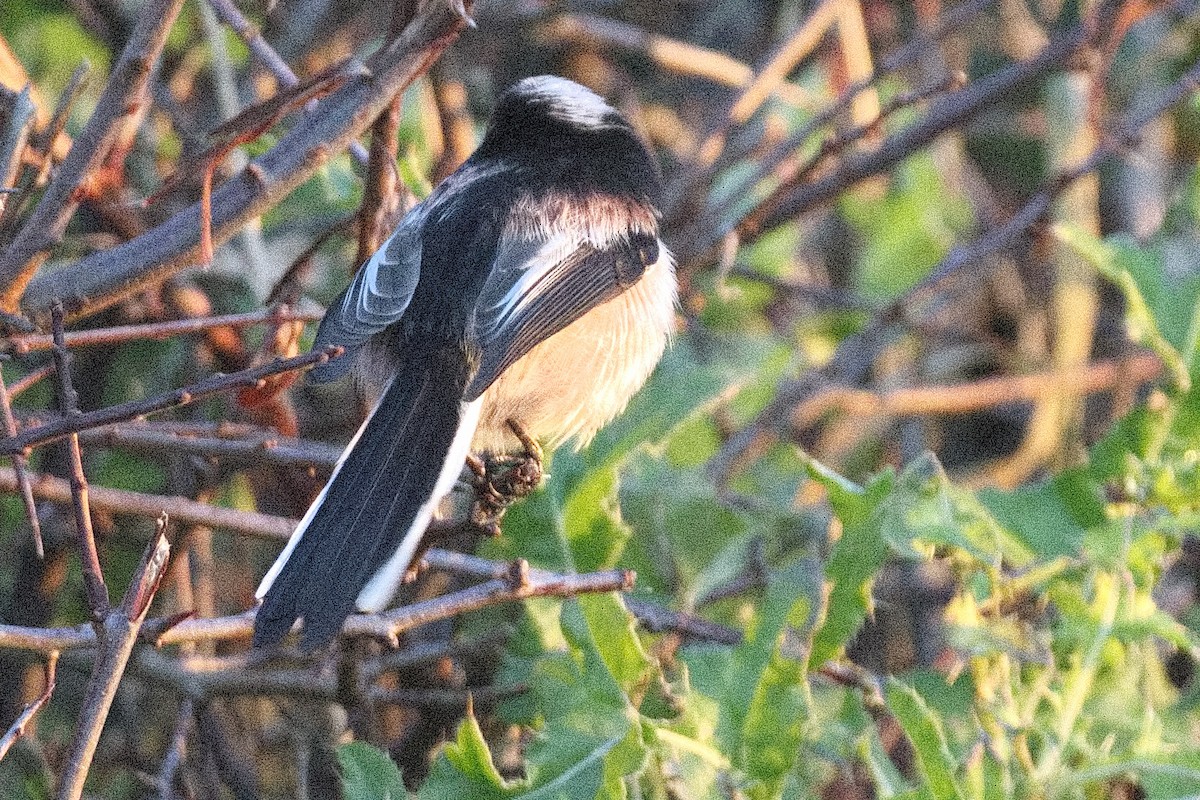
[308,208,425,382]
[464,228,658,400]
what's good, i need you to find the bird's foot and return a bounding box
[467,420,545,535]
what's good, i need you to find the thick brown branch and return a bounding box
[20,0,475,319]
[0,0,187,311]
[0,345,342,456]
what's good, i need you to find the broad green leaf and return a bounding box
[718,558,819,794]
[882,454,1034,567]
[340,742,408,800]
[804,459,891,668]
[885,680,964,800]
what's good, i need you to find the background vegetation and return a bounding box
[1,0,1199,798]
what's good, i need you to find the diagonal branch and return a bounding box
[56,519,171,800]
[0,345,342,456]
[19,0,476,320]
[0,0,188,311]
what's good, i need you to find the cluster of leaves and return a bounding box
[336,183,1200,798]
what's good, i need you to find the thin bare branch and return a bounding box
[789,352,1163,430]
[539,13,810,105]
[0,552,633,653]
[7,306,323,354]
[0,464,296,538]
[74,420,341,470]
[56,519,171,800]
[0,359,41,555]
[0,651,57,762]
[155,698,193,800]
[203,0,370,165]
[51,301,109,617]
[0,345,342,456]
[7,363,53,397]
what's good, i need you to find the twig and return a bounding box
[21,0,476,319]
[74,420,341,469]
[56,517,171,800]
[0,345,343,456]
[7,363,53,397]
[0,464,296,538]
[367,683,526,708]
[0,651,57,762]
[355,0,415,266]
[0,0,187,311]
[0,552,632,652]
[697,0,843,166]
[51,301,109,617]
[155,698,193,800]
[342,563,635,646]
[6,306,323,354]
[203,0,370,166]
[624,597,744,646]
[708,51,1200,485]
[0,359,41,556]
[789,352,1163,429]
[538,13,809,105]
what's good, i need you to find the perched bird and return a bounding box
[253,75,677,649]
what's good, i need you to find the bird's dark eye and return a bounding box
[630,231,658,266]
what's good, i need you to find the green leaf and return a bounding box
[979,477,1091,560]
[885,680,965,800]
[881,454,1034,566]
[1054,224,1192,390]
[340,742,408,800]
[804,459,891,668]
[718,558,819,792]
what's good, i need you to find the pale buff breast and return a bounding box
[472,249,677,454]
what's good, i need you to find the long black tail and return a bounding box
[253,342,478,649]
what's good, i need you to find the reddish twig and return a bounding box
[7,363,54,397]
[20,0,476,319]
[56,517,171,800]
[51,301,109,617]
[0,345,343,456]
[0,0,187,311]
[0,651,57,763]
[6,306,323,354]
[202,0,370,165]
